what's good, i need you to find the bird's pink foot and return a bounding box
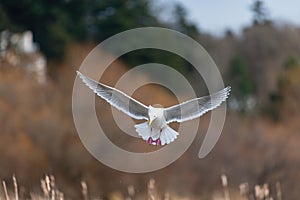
[147,137,153,144]
[147,137,162,145]
[156,138,161,145]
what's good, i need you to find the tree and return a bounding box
[0,0,200,74]
[86,0,160,41]
[250,0,269,25]
[172,4,199,38]
[0,0,89,59]
[0,0,160,60]
[229,56,256,96]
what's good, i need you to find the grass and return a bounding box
[0,174,283,200]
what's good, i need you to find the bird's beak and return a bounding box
[149,119,153,125]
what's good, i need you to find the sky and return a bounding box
[158,0,300,35]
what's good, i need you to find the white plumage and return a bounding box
[77,71,231,146]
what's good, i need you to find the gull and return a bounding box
[77,71,231,146]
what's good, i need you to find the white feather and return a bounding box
[164,86,231,123]
[135,122,178,146]
[77,71,231,145]
[77,71,149,120]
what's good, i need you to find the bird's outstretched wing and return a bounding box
[164,87,231,123]
[77,71,149,120]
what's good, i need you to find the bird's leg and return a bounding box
[146,127,154,145]
[155,129,163,146]
[158,129,163,138]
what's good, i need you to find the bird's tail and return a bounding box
[135,122,154,140]
[159,125,179,145]
[135,122,179,145]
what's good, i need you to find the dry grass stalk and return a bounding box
[12,174,19,200]
[255,184,264,200]
[51,189,55,200]
[2,180,10,200]
[40,179,49,198]
[39,174,64,200]
[221,174,230,200]
[81,181,89,200]
[45,175,51,195]
[239,182,250,200]
[41,175,50,198]
[164,192,170,200]
[50,175,56,200]
[276,182,282,200]
[50,175,55,189]
[0,174,284,200]
[148,179,156,200]
[126,185,135,200]
[254,184,274,200]
[56,190,64,200]
[263,184,270,198]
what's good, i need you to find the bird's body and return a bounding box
[136,106,173,145]
[148,106,166,129]
[77,71,231,146]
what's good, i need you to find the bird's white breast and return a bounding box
[148,107,166,129]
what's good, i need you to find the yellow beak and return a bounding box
[149,119,153,125]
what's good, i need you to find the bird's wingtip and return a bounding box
[76,71,85,79]
[220,86,231,100]
[224,86,231,95]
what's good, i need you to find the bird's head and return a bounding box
[148,106,163,125]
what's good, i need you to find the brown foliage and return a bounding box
[1,25,300,199]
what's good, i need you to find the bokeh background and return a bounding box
[0,0,300,199]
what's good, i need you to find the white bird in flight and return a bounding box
[77,71,231,146]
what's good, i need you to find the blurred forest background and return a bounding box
[1,0,300,199]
